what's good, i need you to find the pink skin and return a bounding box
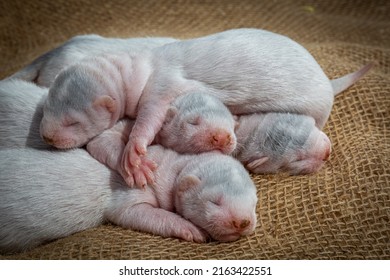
[0,149,206,253]
[87,124,257,242]
[105,185,208,243]
[40,52,152,150]
[7,34,177,87]
[97,101,330,177]
[155,92,237,155]
[173,170,257,242]
[40,53,134,149]
[87,92,237,187]
[87,119,157,186]
[1,148,254,251]
[121,91,238,188]
[0,79,207,248]
[40,53,157,187]
[40,54,236,187]
[120,32,372,188]
[234,113,332,174]
[40,28,372,188]
[0,84,253,250]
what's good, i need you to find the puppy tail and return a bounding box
[331,62,374,96]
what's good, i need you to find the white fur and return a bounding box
[0,146,257,254]
[86,91,237,183]
[0,79,257,254]
[88,120,258,243]
[36,29,333,187]
[0,79,50,149]
[0,149,112,253]
[174,154,258,242]
[156,92,237,154]
[234,113,331,174]
[8,34,177,87]
[36,29,372,187]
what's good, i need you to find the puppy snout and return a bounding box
[232,219,251,231]
[211,134,229,146]
[210,131,234,149]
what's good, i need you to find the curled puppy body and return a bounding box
[39,28,372,187]
[0,147,257,254]
[7,34,177,87]
[0,79,51,149]
[234,113,331,175]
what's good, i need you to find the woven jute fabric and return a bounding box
[0,0,389,259]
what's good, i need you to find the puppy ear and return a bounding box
[177,175,201,196]
[164,107,178,124]
[93,96,116,113]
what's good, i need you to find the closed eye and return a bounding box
[209,198,222,207]
[63,121,80,127]
[187,120,199,126]
[187,116,201,126]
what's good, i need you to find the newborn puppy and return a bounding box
[39,28,373,187]
[0,79,51,149]
[0,147,257,254]
[234,113,331,174]
[7,34,177,87]
[87,123,257,242]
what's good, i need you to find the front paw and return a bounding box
[174,222,209,243]
[121,142,157,188]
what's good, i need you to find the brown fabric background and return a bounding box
[0,0,389,259]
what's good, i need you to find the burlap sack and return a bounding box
[0,0,389,259]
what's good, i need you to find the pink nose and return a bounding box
[232,219,251,231]
[210,131,232,149]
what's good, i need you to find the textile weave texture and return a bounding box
[0,0,389,259]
